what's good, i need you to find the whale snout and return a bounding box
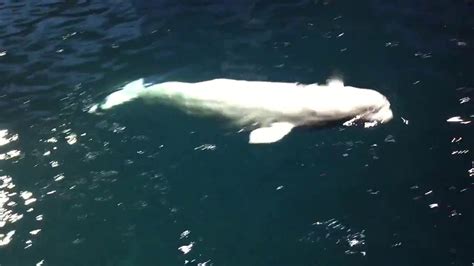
[369,104,393,123]
[364,96,393,123]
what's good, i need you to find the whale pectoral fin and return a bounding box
[249,122,295,144]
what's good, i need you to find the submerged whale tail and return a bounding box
[89,79,145,113]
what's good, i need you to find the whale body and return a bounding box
[90,78,393,144]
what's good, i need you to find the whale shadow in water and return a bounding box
[123,94,391,142]
[112,97,381,145]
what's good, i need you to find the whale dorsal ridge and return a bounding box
[327,79,344,88]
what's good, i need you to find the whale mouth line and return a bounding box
[342,100,393,127]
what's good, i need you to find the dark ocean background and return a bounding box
[0,0,473,265]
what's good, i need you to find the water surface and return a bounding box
[0,0,473,265]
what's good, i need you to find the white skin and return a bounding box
[93,78,393,143]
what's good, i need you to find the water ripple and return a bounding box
[0,0,472,265]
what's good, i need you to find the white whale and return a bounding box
[90,78,393,144]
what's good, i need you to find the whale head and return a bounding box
[342,86,393,125]
[362,98,393,123]
[319,79,393,124]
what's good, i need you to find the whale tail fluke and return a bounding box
[88,79,146,113]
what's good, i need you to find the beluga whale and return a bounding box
[89,78,393,144]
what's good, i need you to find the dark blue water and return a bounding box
[0,1,473,265]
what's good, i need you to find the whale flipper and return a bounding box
[249,122,295,144]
